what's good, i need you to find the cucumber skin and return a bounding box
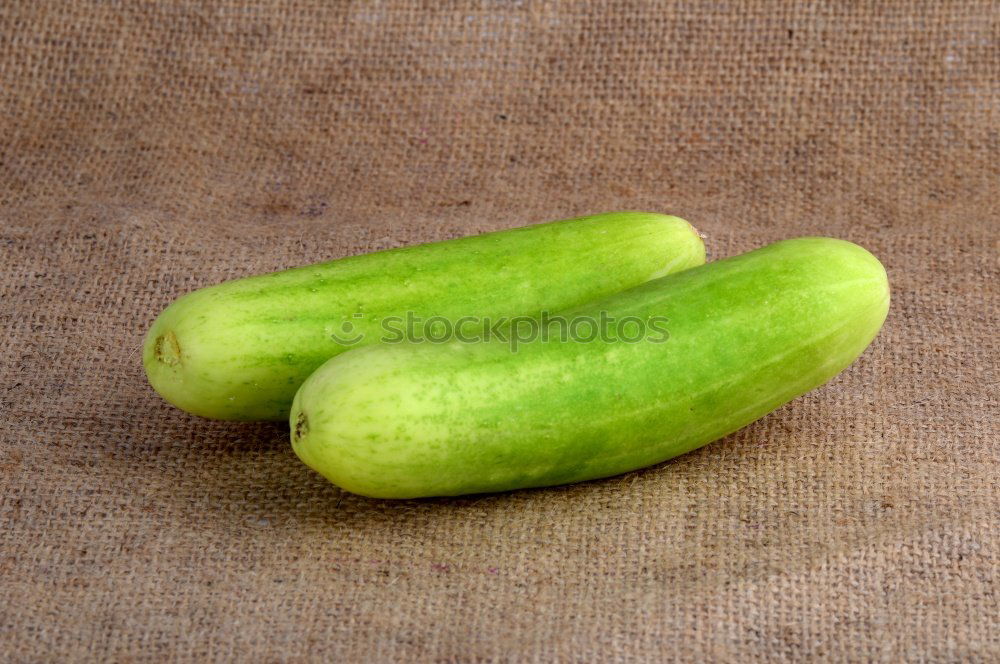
[291,237,890,499]
[143,212,704,421]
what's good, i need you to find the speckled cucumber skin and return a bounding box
[143,212,705,420]
[291,237,890,499]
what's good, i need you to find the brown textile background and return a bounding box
[2,2,998,661]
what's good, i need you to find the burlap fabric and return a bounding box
[2,2,997,661]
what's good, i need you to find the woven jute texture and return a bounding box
[2,2,998,661]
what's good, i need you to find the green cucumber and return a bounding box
[290,237,890,498]
[143,212,704,420]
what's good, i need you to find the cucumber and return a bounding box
[290,237,890,498]
[143,212,704,420]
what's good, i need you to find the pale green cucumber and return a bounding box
[290,237,890,498]
[143,212,704,420]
